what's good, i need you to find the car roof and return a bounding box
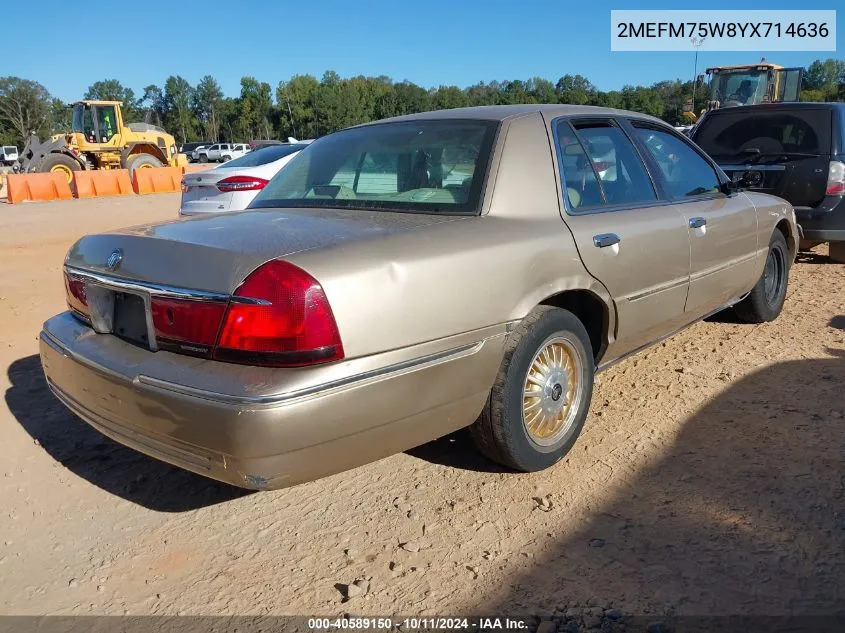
[365,104,667,126]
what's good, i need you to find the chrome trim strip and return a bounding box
[689,252,757,282]
[718,164,787,171]
[625,276,689,302]
[137,341,486,407]
[41,326,487,408]
[597,294,746,373]
[64,266,270,305]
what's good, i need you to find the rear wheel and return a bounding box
[38,153,79,185]
[830,241,845,264]
[470,306,594,472]
[735,231,789,323]
[221,155,231,163]
[126,154,163,179]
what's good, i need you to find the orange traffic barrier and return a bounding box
[183,164,215,174]
[131,166,183,195]
[6,172,73,204]
[73,169,133,199]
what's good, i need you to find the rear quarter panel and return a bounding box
[743,191,798,266]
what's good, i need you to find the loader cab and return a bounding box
[71,101,123,146]
[707,65,803,108]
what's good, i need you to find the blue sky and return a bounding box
[4,0,842,102]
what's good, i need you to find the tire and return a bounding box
[469,306,595,472]
[221,155,231,163]
[199,154,209,163]
[830,241,845,264]
[735,230,790,323]
[126,154,163,179]
[38,153,80,184]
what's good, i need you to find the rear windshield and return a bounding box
[694,108,832,159]
[222,144,306,168]
[249,120,499,215]
[3,146,16,153]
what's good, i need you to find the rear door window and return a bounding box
[555,119,657,211]
[693,108,832,159]
[633,126,721,199]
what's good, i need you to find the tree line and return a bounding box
[1,58,843,149]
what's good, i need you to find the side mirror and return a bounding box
[721,175,749,195]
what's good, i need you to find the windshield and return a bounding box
[71,104,85,134]
[710,70,769,106]
[3,146,16,153]
[694,108,832,159]
[250,120,499,215]
[223,144,307,169]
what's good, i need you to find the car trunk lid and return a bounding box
[693,106,833,208]
[65,207,464,294]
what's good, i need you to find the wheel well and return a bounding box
[775,219,796,259]
[122,143,167,166]
[539,290,608,362]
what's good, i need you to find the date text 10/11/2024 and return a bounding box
[307,617,529,630]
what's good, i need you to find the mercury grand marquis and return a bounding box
[40,105,798,489]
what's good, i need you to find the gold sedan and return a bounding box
[40,105,799,489]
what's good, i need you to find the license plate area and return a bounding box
[113,291,151,349]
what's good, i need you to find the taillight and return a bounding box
[826,161,845,196]
[151,297,226,356]
[64,271,90,320]
[215,260,344,367]
[216,176,269,192]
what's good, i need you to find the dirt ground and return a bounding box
[1,194,844,621]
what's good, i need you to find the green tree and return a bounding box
[193,75,224,141]
[277,74,320,139]
[141,85,165,127]
[84,79,141,121]
[239,76,273,140]
[50,98,71,134]
[163,76,195,143]
[0,77,53,146]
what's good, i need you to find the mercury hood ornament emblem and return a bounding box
[106,248,123,272]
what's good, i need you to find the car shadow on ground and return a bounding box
[473,353,845,620]
[830,315,845,331]
[5,354,250,512]
[795,250,834,265]
[407,429,510,473]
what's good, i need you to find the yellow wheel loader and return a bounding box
[682,60,804,124]
[16,100,187,184]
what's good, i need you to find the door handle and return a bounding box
[593,233,621,248]
[689,217,707,229]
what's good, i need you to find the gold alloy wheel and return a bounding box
[50,164,73,184]
[522,335,582,446]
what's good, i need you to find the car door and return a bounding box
[551,117,692,358]
[630,122,759,317]
[207,144,219,159]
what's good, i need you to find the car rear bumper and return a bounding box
[40,312,506,490]
[795,196,845,241]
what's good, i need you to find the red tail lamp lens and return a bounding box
[151,298,227,356]
[64,272,90,320]
[215,260,344,367]
[216,176,269,192]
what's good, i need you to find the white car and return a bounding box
[0,145,18,166]
[196,143,251,163]
[180,143,308,215]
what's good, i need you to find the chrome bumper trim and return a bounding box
[41,327,488,408]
